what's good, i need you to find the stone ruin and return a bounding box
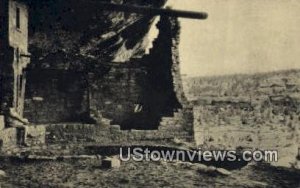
[31,16,195,146]
[0,0,198,150]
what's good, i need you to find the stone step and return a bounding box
[158,124,183,131]
[161,117,177,122]
[160,122,180,127]
[160,119,178,125]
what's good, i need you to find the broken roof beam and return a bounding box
[94,2,208,20]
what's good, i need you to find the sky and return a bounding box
[167,0,300,77]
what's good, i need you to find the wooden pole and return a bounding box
[93,2,208,20]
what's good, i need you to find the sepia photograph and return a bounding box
[0,0,300,187]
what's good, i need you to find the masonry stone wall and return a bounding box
[26,125,46,146]
[46,123,193,145]
[24,16,193,133]
[8,0,29,56]
[88,64,148,128]
[24,70,89,123]
[0,128,17,149]
[21,16,195,147]
[8,1,30,115]
[1,0,30,117]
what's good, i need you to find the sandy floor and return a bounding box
[0,159,299,188]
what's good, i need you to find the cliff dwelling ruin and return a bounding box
[0,0,207,148]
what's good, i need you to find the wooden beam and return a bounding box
[94,2,208,20]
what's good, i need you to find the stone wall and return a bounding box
[26,125,46,146]
[169,18,189,108]
[88,63,148,128]
[0,128,17,149]
[1,0,30,118]
[148,16,193,133]
[8,0,29,56]
[46,123,194,145]
[24,16,193,133]
[24,70,89,123]
[0,125,46,151]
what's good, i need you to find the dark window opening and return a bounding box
[16,7,20,29]
[16,48,19,63]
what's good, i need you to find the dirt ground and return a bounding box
[0,159,299,188]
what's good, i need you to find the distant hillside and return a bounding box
[183,69,300,101]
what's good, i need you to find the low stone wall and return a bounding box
[0,125,46,151]
[26,125,46,146]
[159,109,193,131]
[0,128,17,149]
[46,123,194,146]
[88,65,147,128]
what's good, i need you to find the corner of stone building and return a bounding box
[169,16,194,134]
[147,16,195,141]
